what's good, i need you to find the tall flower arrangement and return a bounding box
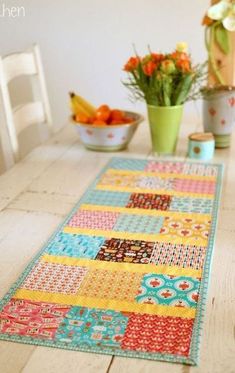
[123,43,205,107]
[201,1,235,149]
[202,0,235,85]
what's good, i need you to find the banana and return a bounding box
[69,92,90,116]
[75,93,96,116]
[69,92,96,116]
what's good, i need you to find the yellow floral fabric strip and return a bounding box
[95,184,214,199]
[41,254,202,279]
[13,289,196,319]
[80,204,211,221]
[106,168,217,182]
[63,226,208,247]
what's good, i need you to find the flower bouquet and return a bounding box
[123,43,205,154]
[203,0,235,85]
[202,0,235,148]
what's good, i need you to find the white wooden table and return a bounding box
[0,118,234,373]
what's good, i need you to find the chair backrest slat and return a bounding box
[0,44,53,171]
[14,101,46,135]
[3,53,37,83]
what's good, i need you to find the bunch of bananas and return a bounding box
[69,92,96,122]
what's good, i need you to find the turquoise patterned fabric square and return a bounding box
[108,158,148,171]
[55,306,129,347]
[135,274,200,308]
[82,190,131,207]
[46,232,105,258]
[170,197,213,214]
[114,214,164,234]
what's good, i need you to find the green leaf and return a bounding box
[215,24,230,54]
[172,74,194,106]
[162,76,172,106]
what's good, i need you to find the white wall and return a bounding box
[0,0,209,130]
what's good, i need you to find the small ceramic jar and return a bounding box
[188,132,215,161]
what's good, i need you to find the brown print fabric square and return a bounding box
[126,193,172,210]
[95,238,155,264]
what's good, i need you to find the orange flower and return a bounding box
[143,61,157,76]
[171,51,190,62]
[123,57,140,72]
[176,59,191,73]
[151,53,165,62]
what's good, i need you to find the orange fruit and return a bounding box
[75,113,90,124]
[110,109,124,121]
[95,105,111,122]
[110,119,125,125]
[93,119,107,126]
[88,116,95,124]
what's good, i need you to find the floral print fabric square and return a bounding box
[135,274,200,308]
[98,172,139,188]
[160,216,211,246]
[136,176,174,191]
[21,261,88,294]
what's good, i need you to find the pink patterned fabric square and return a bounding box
[145,161,184,174]
[173,179,216,194]
[21,261,88,294]
[149,242,207,270]
[0,299,70,339]
[68,210,119,230]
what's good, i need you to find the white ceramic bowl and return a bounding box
[72,111,143,151]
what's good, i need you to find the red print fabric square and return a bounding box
[0,299,70,340]
[126,193,172,210]
[121,313,194,357]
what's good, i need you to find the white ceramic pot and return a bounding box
[72,111,143,151]
[203,87,235,148]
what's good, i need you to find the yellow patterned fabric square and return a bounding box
[77,269,143,302]
[160,216,211,246]
[98,171,139,188]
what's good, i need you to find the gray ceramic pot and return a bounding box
[202,86,235,148]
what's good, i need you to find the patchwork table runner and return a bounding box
[0,158,223,365]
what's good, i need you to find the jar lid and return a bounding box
[189,132,214,142]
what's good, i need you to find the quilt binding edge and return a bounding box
[0,157,224,366]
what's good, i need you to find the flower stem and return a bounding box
[206,24,225,85]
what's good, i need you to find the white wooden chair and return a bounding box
[0,44,53,170]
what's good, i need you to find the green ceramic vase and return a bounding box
[147,105,184,154]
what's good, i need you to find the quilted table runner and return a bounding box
[0,158,223,365]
